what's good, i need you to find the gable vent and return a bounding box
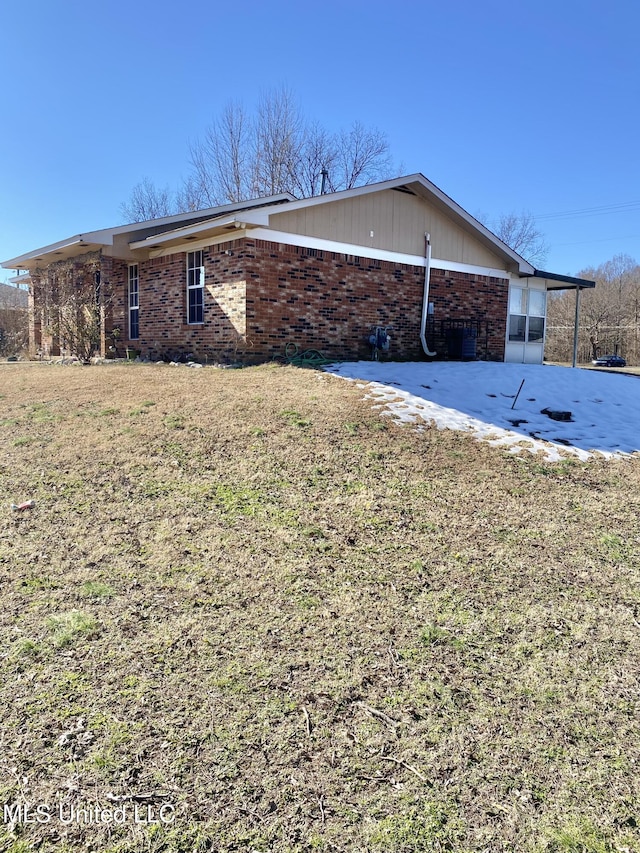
[393,185,417,196]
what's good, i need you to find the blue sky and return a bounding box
[1,0,639,280]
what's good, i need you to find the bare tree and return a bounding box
[122,89,397,218]
[599,254,636,330]
[190,98,394,200]
[250,87,304,197]
[33,259,111,361]
[489,211,549,267]
[53,287,104,362]
[120,177,176,223]
[175,174,208,213]
[330,121,394,191]
[0,285,28,356]
[546,254,640,364]
[290,122,337,198]
[580,255,639,360]
[184,100,253,207]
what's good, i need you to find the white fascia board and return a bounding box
[149,226,513,280]
[130,211,270,251]
[431,257,511,280]
[148,227,425,263]
[2,237,89,269]
[129,221,233,250]
[253,231,511,279]
[2,225,123,268]
[232,228,427,267]
[148,230,246,257]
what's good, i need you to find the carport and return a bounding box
[535,270,596,367]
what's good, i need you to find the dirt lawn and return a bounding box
[0,363,639,853]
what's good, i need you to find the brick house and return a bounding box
[1,174,594,363]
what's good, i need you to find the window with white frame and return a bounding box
[187,250,204,324]
[508,286,546,343]
[128,264,139,339]
[527,289,546,342]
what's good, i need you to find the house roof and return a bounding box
[128,173,538,276]
[0,194,295,271]
[128,209,270,252]
[273,173,539,276]
[0,174,595,290]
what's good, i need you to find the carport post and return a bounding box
[572,286,582,368]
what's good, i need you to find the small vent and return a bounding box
[393,185,417,196]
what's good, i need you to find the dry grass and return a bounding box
[0,362,639,853]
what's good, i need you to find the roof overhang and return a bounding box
[1,193,295,272]
[533,270,596,291]
[7,273,31,286]
[2,237,107,271]
[128,211,269,255]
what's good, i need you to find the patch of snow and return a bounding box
[325,362,640,462]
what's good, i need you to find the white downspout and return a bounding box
[420,232,437,356]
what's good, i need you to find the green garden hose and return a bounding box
[276,342,335,367]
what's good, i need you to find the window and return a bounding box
[508,286,546,343]
[527,289,546,342]
[528,316,545,342]
[509,287,527,316]
[128,264,139,340]
[508,314,526,342]
[187,250,204,324]
[528,289,546,318]
[508,287,527,342]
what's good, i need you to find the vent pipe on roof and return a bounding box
[320,169,329,195]
[420,233,437,357]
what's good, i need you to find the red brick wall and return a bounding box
[102,256,128,355]
[241,239,508,362]
[115,247,250,362]
[32,240,509,363]
[429,267,509,360]
[242,238,425,360]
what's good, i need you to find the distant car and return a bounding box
[592,354,626,367]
